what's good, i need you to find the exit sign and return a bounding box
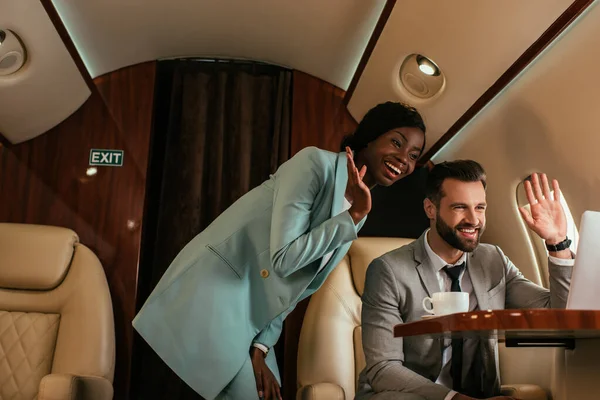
[89,149,124,166]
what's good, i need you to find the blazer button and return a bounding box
[260,269,270,278]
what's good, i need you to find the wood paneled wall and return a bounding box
[291,71,358,154]
[0,62,156,399]
[282,70,358,400]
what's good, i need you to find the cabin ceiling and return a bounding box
[50,0,387,89]
[0,0,584,148]
[347,0,574,157]
[0,0,90,144]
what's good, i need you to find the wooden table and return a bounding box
[394,309,600,347]
[394,309,600,400]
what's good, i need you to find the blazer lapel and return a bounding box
[330,150,368,231]
[467,250,490,310]
[318,151,352,272]
[315,152,351,272]
[330,151,347,218]
[414,233,442,296]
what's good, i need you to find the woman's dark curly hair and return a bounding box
[340,101,426,154]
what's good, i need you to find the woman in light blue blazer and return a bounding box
[132,102,427,400]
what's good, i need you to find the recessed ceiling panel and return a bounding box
[0,0,90,144]
[51,0,386,89]
[347,0,573,155]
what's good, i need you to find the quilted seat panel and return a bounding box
[0,312,60,400]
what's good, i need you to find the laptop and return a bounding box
[566,210,600,310]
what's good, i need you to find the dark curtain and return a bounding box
[131,60,292,400]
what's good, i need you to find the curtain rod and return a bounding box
[158,57,291,70]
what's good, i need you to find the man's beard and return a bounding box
[436,212,484,252]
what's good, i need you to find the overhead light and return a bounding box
[416,55,440,76]
[0,29,27,77]
[418,63,436,76]
[398,54,445,100]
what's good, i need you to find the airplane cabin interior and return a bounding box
[0,1,599,399]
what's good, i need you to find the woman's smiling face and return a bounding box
[357,127,425,187]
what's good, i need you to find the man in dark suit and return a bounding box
[356,160,575,400]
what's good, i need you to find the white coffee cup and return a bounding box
[422,292,469,315]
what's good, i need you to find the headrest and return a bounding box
[349,237,415,296]
[0,223,79,290]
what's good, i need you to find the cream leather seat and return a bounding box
[0,223,115,400]
[296,237,549,400]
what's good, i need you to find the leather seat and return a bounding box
[0,223,115,400]
[296,237,548,400]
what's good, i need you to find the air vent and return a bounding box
[0,29,27,76]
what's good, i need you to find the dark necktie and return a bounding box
[442,262,466,392]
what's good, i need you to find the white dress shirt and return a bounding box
[423,230,470,400]
[253,196,352,355]
[423,229,575,400]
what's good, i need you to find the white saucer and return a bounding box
[421,315,437,319]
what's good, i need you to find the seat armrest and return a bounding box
[296,382,345,400]
[38,373,113,400]
[501,383,548,400]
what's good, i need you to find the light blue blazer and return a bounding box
[133,147,366,399]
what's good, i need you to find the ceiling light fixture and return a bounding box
[416,54,440,76]
[398,54,445,100]
[418,63,436,76]
[0,29,27,77]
